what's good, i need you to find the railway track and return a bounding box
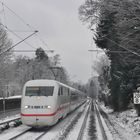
[1,100,113,140]
[57,99,91,140]
[1,101,89,140]
[77,101,91,140]
[76,100,109,140]
[98,104,126,140]
[9,128,32,140]
[9,127,51,140]
[94,101,108,140]
[34,127,52,140]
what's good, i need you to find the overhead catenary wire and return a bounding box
[88,50,129,53]
[37,33,51,51]
[0,2,41,51]
[0,30,38,56]
[13,50,54,53]
[5,30,35,33]
[92,0,140,57]
[91,28,140,57]
[105,37,140,57]
[0,23,37,49]
[92,25,140,50]
[0,1,34,31]
[0,0,52,51]
[1,0,6,27]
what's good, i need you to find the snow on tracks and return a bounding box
[65,100,91,140]
[95,102,113,140]
[0,101,89,140]
[40,100,90,140]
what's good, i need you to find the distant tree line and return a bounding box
[0,23,87,98]
[8,48,70,96]
[0,24,70,97]
[79,0,140,113]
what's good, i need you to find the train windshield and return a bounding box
[25,86,54,96]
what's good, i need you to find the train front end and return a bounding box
[21,80,59,127]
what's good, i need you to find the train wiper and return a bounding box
[41,95,48,97]
[29,95,33,97]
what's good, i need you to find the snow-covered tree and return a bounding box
[79,0,140,111]
[0,25,12,97]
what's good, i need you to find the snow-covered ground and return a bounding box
[100,103,140,140]
[95,103,113,140]
[66,102,90,140]
[40,102,90,140]
[0,125,30,140]
[3,100,140,140]
[0,114,20,124]
[0,102,91,140]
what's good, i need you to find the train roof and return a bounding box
[24,79,85,94]
[25,79,72,88]
[25,79,57,85]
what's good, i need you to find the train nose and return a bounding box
[21,116,37,126]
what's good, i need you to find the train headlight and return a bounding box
[24,105,29,109]
[45,105,51,109]
[47,105,51,109]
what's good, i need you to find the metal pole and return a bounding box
[49,67,62,81]
[2,91,5,118]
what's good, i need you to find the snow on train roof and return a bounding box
[24,79,86,94]
[25,79,75,89]
[25,79,59,86]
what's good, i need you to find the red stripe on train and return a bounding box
[21,103,74,117]
[21,112,57,117]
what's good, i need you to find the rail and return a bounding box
[9,128,32,140]
[1,101,89,139]
[34,127,52,140]
[77,101,91,140]
[94,101,108,140]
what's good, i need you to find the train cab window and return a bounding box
[25,86,54,96]
[40,87,54,96]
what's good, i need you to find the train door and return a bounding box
[35,96,42,126]
[68,88,71,113]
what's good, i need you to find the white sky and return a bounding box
[1,0,100,83]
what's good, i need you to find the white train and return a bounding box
[21,79,86,127]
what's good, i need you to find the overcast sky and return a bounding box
[1,0,101,83]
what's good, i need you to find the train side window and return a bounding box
[61,87,63,95]
[67,88,69,96]
[71,91,78,101]
[63,87,68,96]
[58,88,61,96]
